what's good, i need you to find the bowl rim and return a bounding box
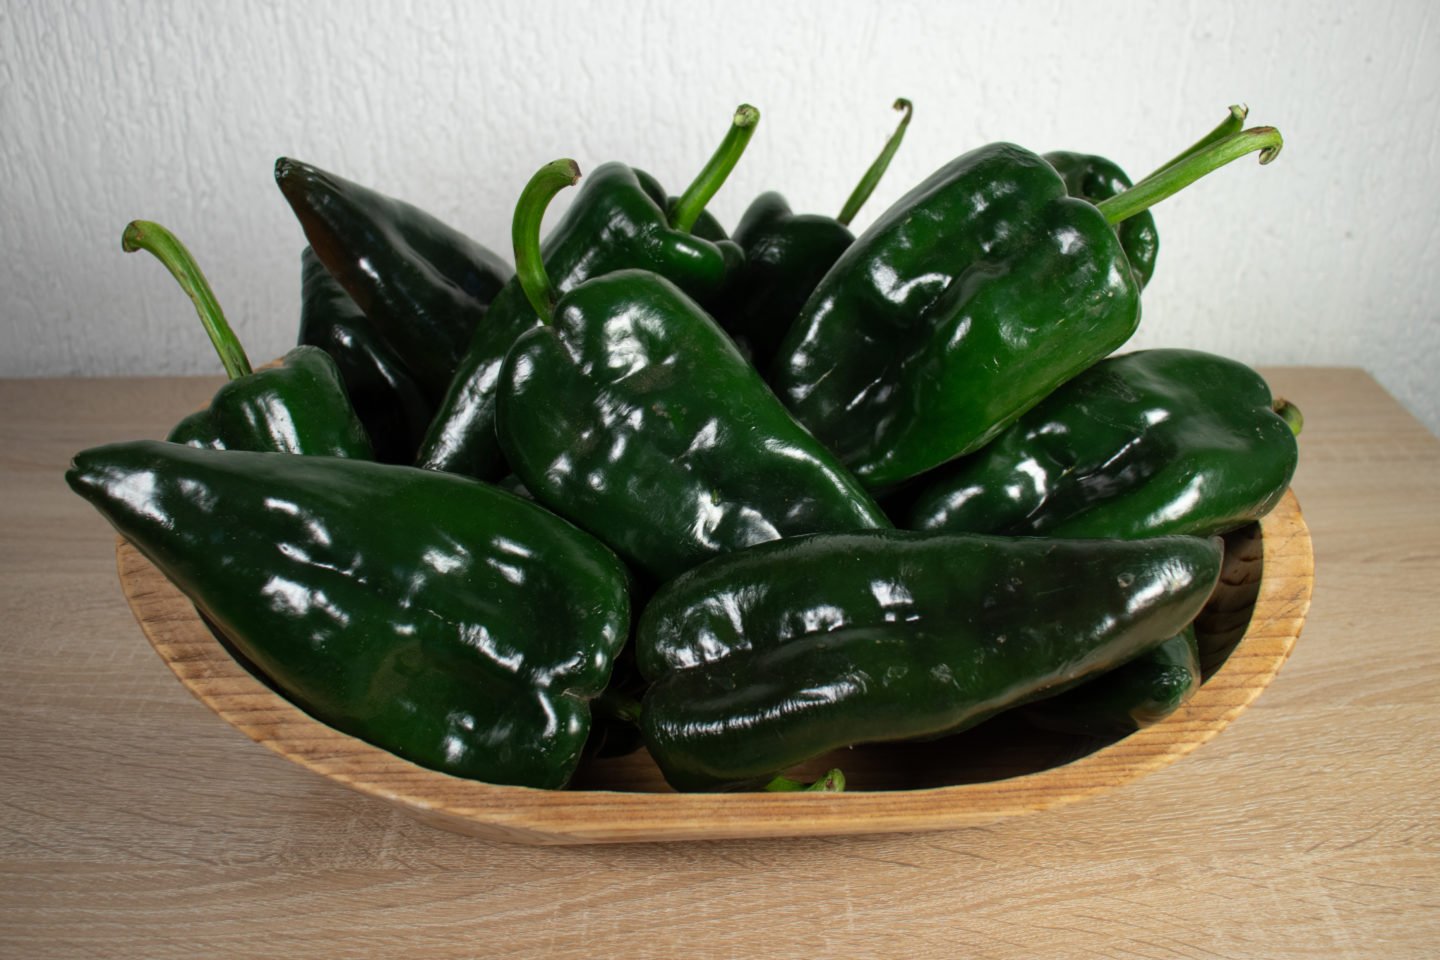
[114,489,1312,845]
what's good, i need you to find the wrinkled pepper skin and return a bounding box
[417,163,744,482]
[497,269,890,584]
[275,158,512,394]
[166,345,374,459]
[1044,151,1159,288]
[637,531,1222,791]
[67,441,631,789]
[715,192,854,365]
[905,349,1299,539]
[298,248,433,464]
[1022,627,1200,737]
[769,143,1141,491]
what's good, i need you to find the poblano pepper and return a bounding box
[417,106,757,481]
[1043,151,1158,289]
[276,157,512,395]
[904,349,1302,539]
[636,531,1223,791]
[67,441,631,789]
[298,247,433,464]
[495,160,890,584]
[769,123,1283,490]
[902,344,1299,734]
[123,221,372,459]
[717,99,912,364]
[1021,626,1201,737]
[1045,104,1251,290]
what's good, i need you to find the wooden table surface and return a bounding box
[2,368,1436,959]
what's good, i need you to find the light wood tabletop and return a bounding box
[3,368,1436,958]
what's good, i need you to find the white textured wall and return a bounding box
[4,0,1438,434]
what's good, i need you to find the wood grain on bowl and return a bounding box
[115,490,1312,845]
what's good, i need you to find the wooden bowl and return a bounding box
[115,490,1312,845]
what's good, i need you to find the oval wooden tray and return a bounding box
[115,490,1312,845]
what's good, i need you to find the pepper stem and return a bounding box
[1133,104,1249,188]
[669,104,761,234]
[1273,398,1304,436]
[764,768,847,793]
[513,159,582,324]
[1096,126,1283,226]
[837,98,913,226]
[121,221,252,380]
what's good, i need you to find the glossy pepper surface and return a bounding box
[122,220,373,459]
[494,160,887,584]
[1021,626,1201,737]
[769,126,1283,490]
[276,158,512,394]
[717,99,912,365]
[298,247,433,464]
[1044,151,1158,288]
[167,345,375,458]
[499,268,891,583]
[904,349,1302,539]
[768,141,1142,490]
[636,530,1223,791]
[67,441,631,789]
[417,107,757,481]
[1042,105,1253,292]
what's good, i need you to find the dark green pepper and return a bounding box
[67,441,631,789]
[1043,151,1158,289]
[769,124,1283,491]
[718,99,912,365]
[275,158,512,395]
[1021,627,1201,737]
[417,106,757,481]
[904,349,1302,539]
[495,161,890,584]
[1045,105,1251,290]
[298,247,432,464]
[123,221,372,459]
[636,531,1223,791]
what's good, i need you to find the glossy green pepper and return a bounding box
[1043,151,1158,288]
[298,247,432,464]
[495,161,890,584]
[122,221,372,458]
[1044,105,1251,290]
[1021,626,1201,737]
[904,349,1302,539]
[636,531,1223,791]
[276,157,512,395]
[717,99,912,365]
[769,124,1283,491]
[67,441,631,789]
[417,106,758,481]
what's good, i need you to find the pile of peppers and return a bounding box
[69,101,1301,793]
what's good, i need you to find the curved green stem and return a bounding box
[1096,126,1283,226]
[837,98,913,226]
[669,104,761,233]
[1274,398,1304,436]
[121,221,252,380]
[764,768,847,793]
[1134,104,1248,188]
[513,159,582,324]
